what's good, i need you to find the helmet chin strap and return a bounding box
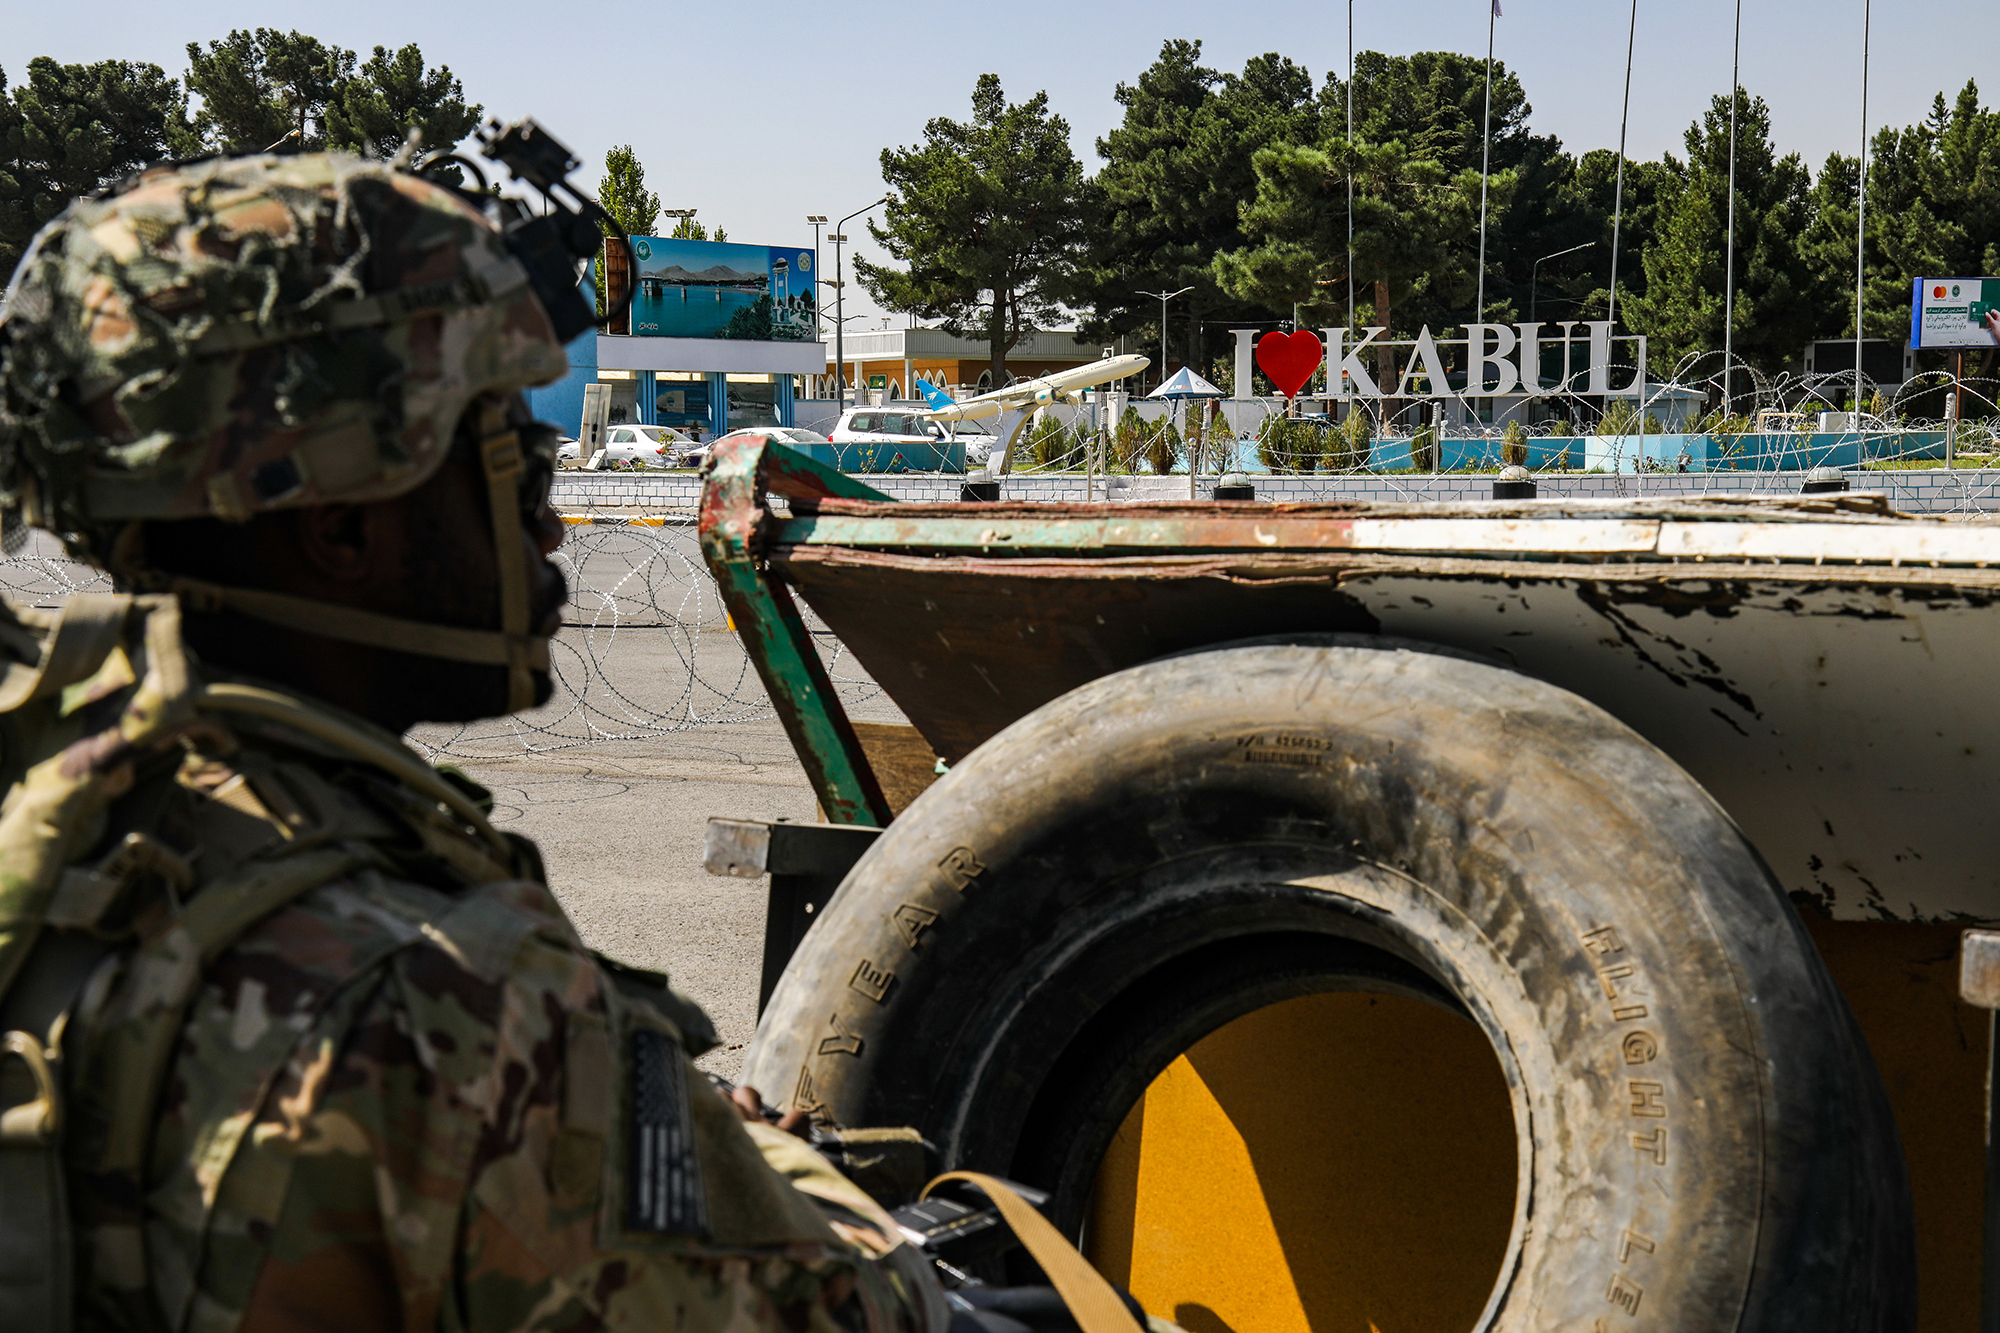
[473,398,542,714]
[138,401,551,715]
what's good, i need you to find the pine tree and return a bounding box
[1626,90,1816,376]
[0,57,194,275]
[325,44,480,160]
[1805,82,2000,356]
[1337,50,1550,327]
[858,73,1084,389]
[1919,83,2000,276]
[1555,148,1672,319]
[1216,133,1500,389]
[184,30,356,153]
[1076,41,1319,380]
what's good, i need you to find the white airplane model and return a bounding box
[915,353,1150,424]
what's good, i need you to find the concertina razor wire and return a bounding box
[3,347,1996,757]
[0,512,884,762]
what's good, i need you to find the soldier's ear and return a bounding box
[292,503,376,582]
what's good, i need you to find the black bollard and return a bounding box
[1492,464,1538,499]
[1212,472,1256,500]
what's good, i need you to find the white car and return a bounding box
[952,432,996,467]
[828,408,946,448]
[728,426,831,449]
[676,427,830,472]
[558,423,697,468]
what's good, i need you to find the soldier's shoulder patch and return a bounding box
[626,1028,708,1236]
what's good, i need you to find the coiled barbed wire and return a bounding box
[6,358,1997,756]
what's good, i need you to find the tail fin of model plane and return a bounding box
[916,378,956,411]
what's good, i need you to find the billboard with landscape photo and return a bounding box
[628,237,817,341]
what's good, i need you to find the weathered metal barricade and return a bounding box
[700,429,2000,1332]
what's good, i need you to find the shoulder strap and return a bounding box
[0,1029,73,1332]
[0,593,130,715]
[0,593,181,1333]
[919,1173,1144,1333]
[194,682,516,864]
[0,594,188,1004]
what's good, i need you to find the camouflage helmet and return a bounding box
[0,151,568,558]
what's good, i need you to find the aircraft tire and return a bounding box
[744,636,1913,1331]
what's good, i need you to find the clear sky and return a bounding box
[8,0,1996,327]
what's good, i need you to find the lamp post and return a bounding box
[660,207,697,233]
[830,197,889,407]
[1530,242,1596,326]
[1136,286,1193,392]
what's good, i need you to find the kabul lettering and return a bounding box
[1231,321,1650,400]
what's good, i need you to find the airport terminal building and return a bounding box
[825,327,1125,401]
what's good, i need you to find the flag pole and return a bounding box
[1724,0,1741,417]
[1476,0,1497,325]
[1607,0,1639,334]
[1347,0,1355,336]
[1854,0,1872,425]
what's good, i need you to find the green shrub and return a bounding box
[1327,408,1371,472]
[1597,400,1660,436]
[1146,417,1182,474]
[1023,414,1068,468]
[1501,419,1528,466]
[1113,407,1147,471]
[1257,413,1315,474]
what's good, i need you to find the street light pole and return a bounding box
[1531,241,1596,326]
[829,197,889,408]
[1136,286,1193,392]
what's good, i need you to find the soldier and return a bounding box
[0,151,949,1332]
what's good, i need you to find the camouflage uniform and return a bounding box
[0,155,943,1333]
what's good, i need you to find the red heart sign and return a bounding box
[1255,330,1324,399]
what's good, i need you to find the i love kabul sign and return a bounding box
[1247,322,1647,399]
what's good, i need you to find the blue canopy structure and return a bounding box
[1147,367,1226,400]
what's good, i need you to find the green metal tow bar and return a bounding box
[698,432,894,828]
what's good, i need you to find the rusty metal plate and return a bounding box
[775,542,2000,925]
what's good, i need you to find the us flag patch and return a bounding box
[626,1029,708,1234]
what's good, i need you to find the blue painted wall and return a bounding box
[525,328,596,437]
[794,439,967,473]
[1236,430,1948,474]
